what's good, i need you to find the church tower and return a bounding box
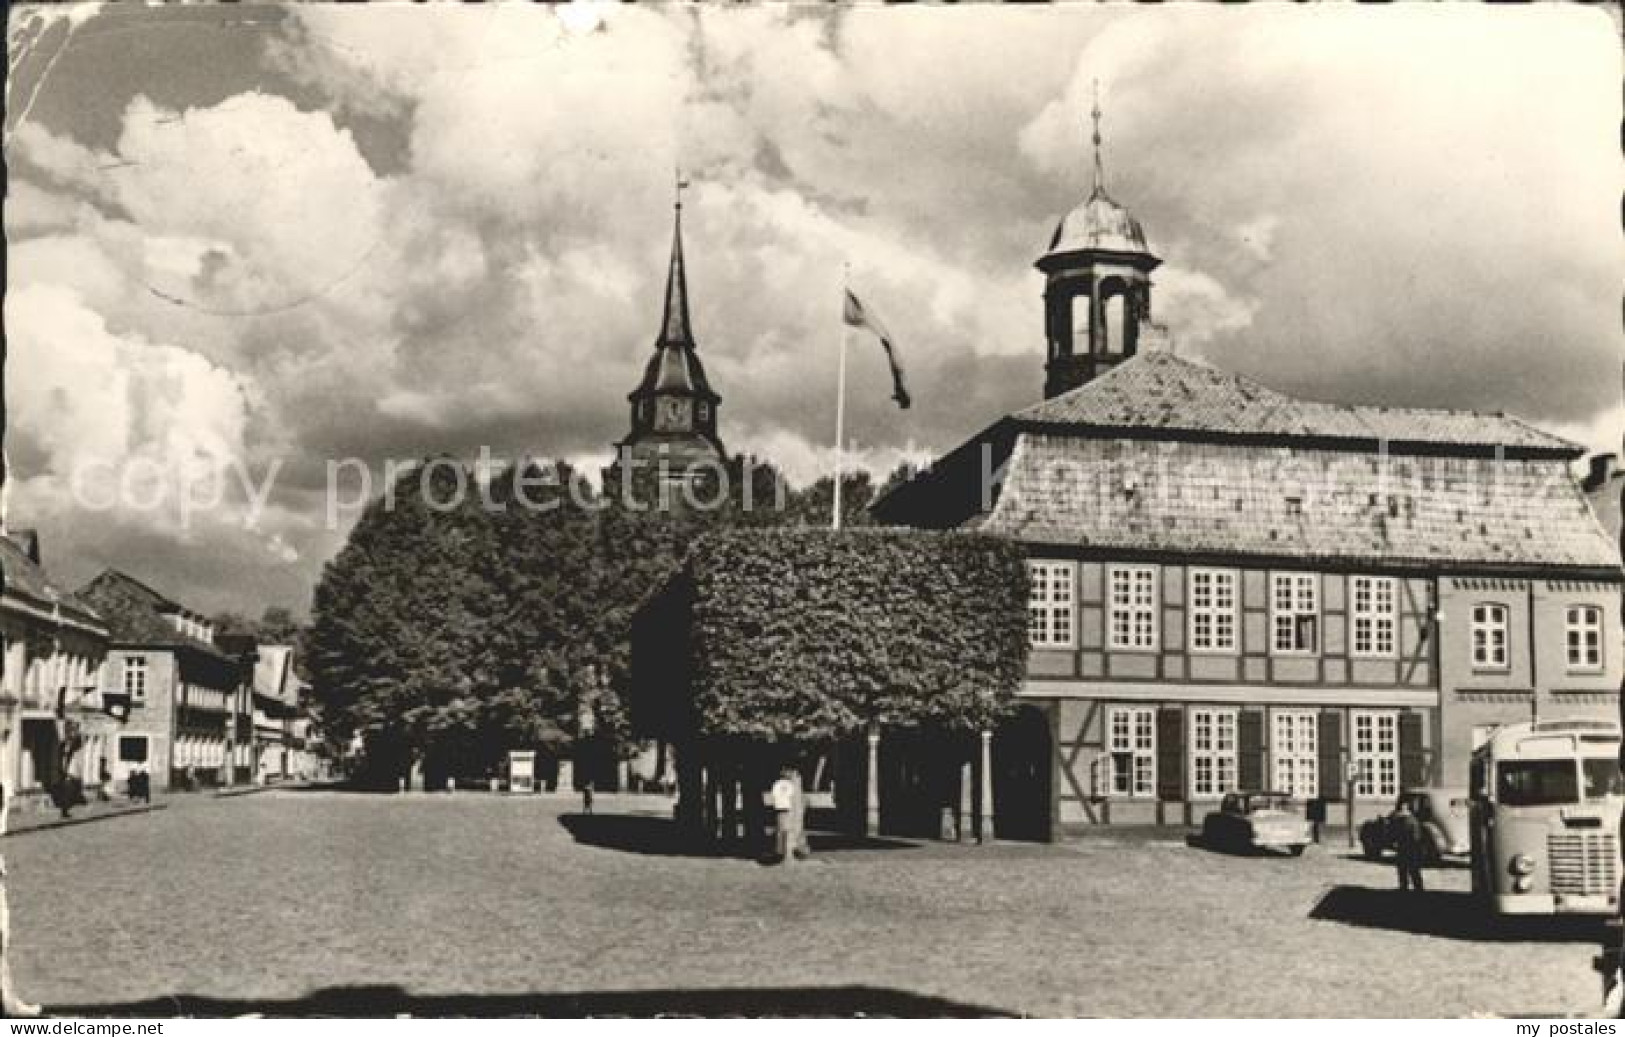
[610,178,727,487]
[1036,87,1161,399]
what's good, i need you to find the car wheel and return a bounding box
[1289,845,1305,857]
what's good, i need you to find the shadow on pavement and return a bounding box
[1310,886,1610,944]
[53,983,1015,1018]
[274,782,405,795]
[558,812,920,859]
[1181,833,1302,859]
[1334,851,1471,871]
[558,812,748,859]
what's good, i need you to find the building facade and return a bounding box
[875,117,1623,837]
[252,644,319,783]
[0,531,109,808]
[77,570,252,793]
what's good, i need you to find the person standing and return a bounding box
[1392,799,1426,892]
[770,770,796,863]
[581,779,594,816]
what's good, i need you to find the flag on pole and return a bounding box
[842,288,911,410]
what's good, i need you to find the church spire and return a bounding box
[610,170,727,488]
[659,168,694,346]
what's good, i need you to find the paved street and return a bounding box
[7,791,1610,1017]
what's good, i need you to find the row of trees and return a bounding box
[305,455,911,788]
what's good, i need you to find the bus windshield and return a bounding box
[1583,758,1625,799]
[1497,759,1578,806]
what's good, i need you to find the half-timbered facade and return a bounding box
[877,351,1622,834]
[873,112,1622,837]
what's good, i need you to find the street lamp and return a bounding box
[1344,757,1361,849]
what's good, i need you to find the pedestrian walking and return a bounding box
[1391,799,1426,892]
[581,779,594,815]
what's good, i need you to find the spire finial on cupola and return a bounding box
[1089,78,1106,196]
[660,166,694,346]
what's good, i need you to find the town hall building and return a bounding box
[874,106,1622,837]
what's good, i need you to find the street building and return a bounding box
[874,109,1622,836]
[251,644,317,784]
[76,569,253,793]
[0,531,109,809]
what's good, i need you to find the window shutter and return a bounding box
[1156,707,1184,802]
[1317,710,1343,802]
[1238,710,1265,791]
[1399,711,1426,788]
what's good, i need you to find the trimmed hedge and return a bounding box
[641,528,1029,742]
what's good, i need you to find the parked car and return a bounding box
[1358,787,1471,863]
[1200,792,1313,856]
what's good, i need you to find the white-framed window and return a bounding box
[1351,576,1397,658]
[1027,561,1076,649]
[1190,708,1238,798]
[1470,603,1509,670]
[1271,572,1319,654]
[1107,706,1156,797]
[1566,605,1604,672]
[1189,568,1238,653]
[1271,710,1319,798]
[1109,565,1159,651]
[123,656,148,703]
[1352,710,1398,799]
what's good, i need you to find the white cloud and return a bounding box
[732,425,933,492]
[6,281,253,522]
[4,4,1620,614]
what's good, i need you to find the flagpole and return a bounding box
[833,266,849,532]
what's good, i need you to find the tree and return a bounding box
[635,528,1029,743]
[780,471,878,529]
[213,606,303,645]
[306,450,901,788]
[307,459,513,787]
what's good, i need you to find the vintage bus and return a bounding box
[1469,719,1624,916]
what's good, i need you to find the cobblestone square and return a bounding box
[6,791,1609,1017]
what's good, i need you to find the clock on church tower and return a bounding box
[655,397,693,432]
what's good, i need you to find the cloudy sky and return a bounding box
[4,3,1621,618]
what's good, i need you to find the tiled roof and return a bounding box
[75,569,231,660]
[982,434,1621,572]
[1011,352,1578,454]
[0,534,104,629]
